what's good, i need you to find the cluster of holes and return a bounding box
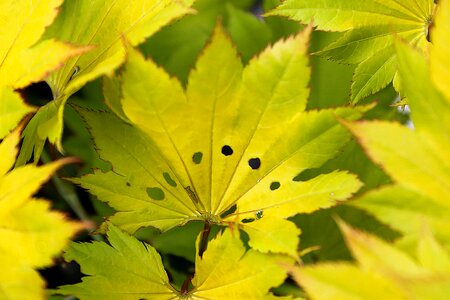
[150,145,284,202]
[192,145,262,170]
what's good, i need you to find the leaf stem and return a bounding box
[198,221,212,258]
[180,273,194,295]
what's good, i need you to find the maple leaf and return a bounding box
[289,222,450,300]
[72,26,364,257]
[0,128,80,300]
[345,16,450,248]
[17,0,195,165]
[268,0,436,103]
[57,223,289,300]
[0,0,88,139]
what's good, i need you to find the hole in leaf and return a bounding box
[163,172,177,187]
[241,218,255,224]
[248,158,261,170]
[270,182,280,191]
[255,210,263,219]
[221,145,233,156]
[220,204,237,218]
[146,187,165,200]
[192,152,203,164]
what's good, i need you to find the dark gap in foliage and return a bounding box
[39,260,82,289]
[18,81,53,106]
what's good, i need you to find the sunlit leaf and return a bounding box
[57,223,289,299]
[430,0,450,101]
[0,86,34,140]
[289,222,450,300]
[73,26,363,257]
[0,0,87,140]
[346,40,450,248]
[269,0,436,103]
[0,128,80,300]
[18,0,194,164]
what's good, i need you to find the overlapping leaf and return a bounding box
[0,0,88,139]
[289,222,450,300]
[73,26,364,257]
[347,27,450,247]
[430,0,450,100]
[269,0,436,103]
[141,0,276,84]
[57,223,289,300]
[18,0,194,164]
[0,128,80,300]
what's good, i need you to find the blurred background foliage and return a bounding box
[25,0,408,296]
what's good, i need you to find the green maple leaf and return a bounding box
[57,223,289,300]
[289,221,450,300]
[17,0,194,165]
[0,128,80,300]
[268,0,436,103]
[345,7,450,249]
[0,0,88,139]
[73,26,364,257]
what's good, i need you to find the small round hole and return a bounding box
[270,182,280,190]
[248,158,261,170]
[146,187,165,200]
[221,145,233,156]
[192,152,203,164]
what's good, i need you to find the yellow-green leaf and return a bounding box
[0,0,85,89]
[240,217,300,258]
[73,26,364,256]
[18,0,194,164]
[58,224,289,299]
[347,39,450,207]
[269,0,436,103]
[291,263,406,300]
[347,120,449,206]
[0,129,80,300]
[347,36,450,249]
[351,185,450,248]
[290,222,450,300]
[0,86,34,140]
[0,0,86,141]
